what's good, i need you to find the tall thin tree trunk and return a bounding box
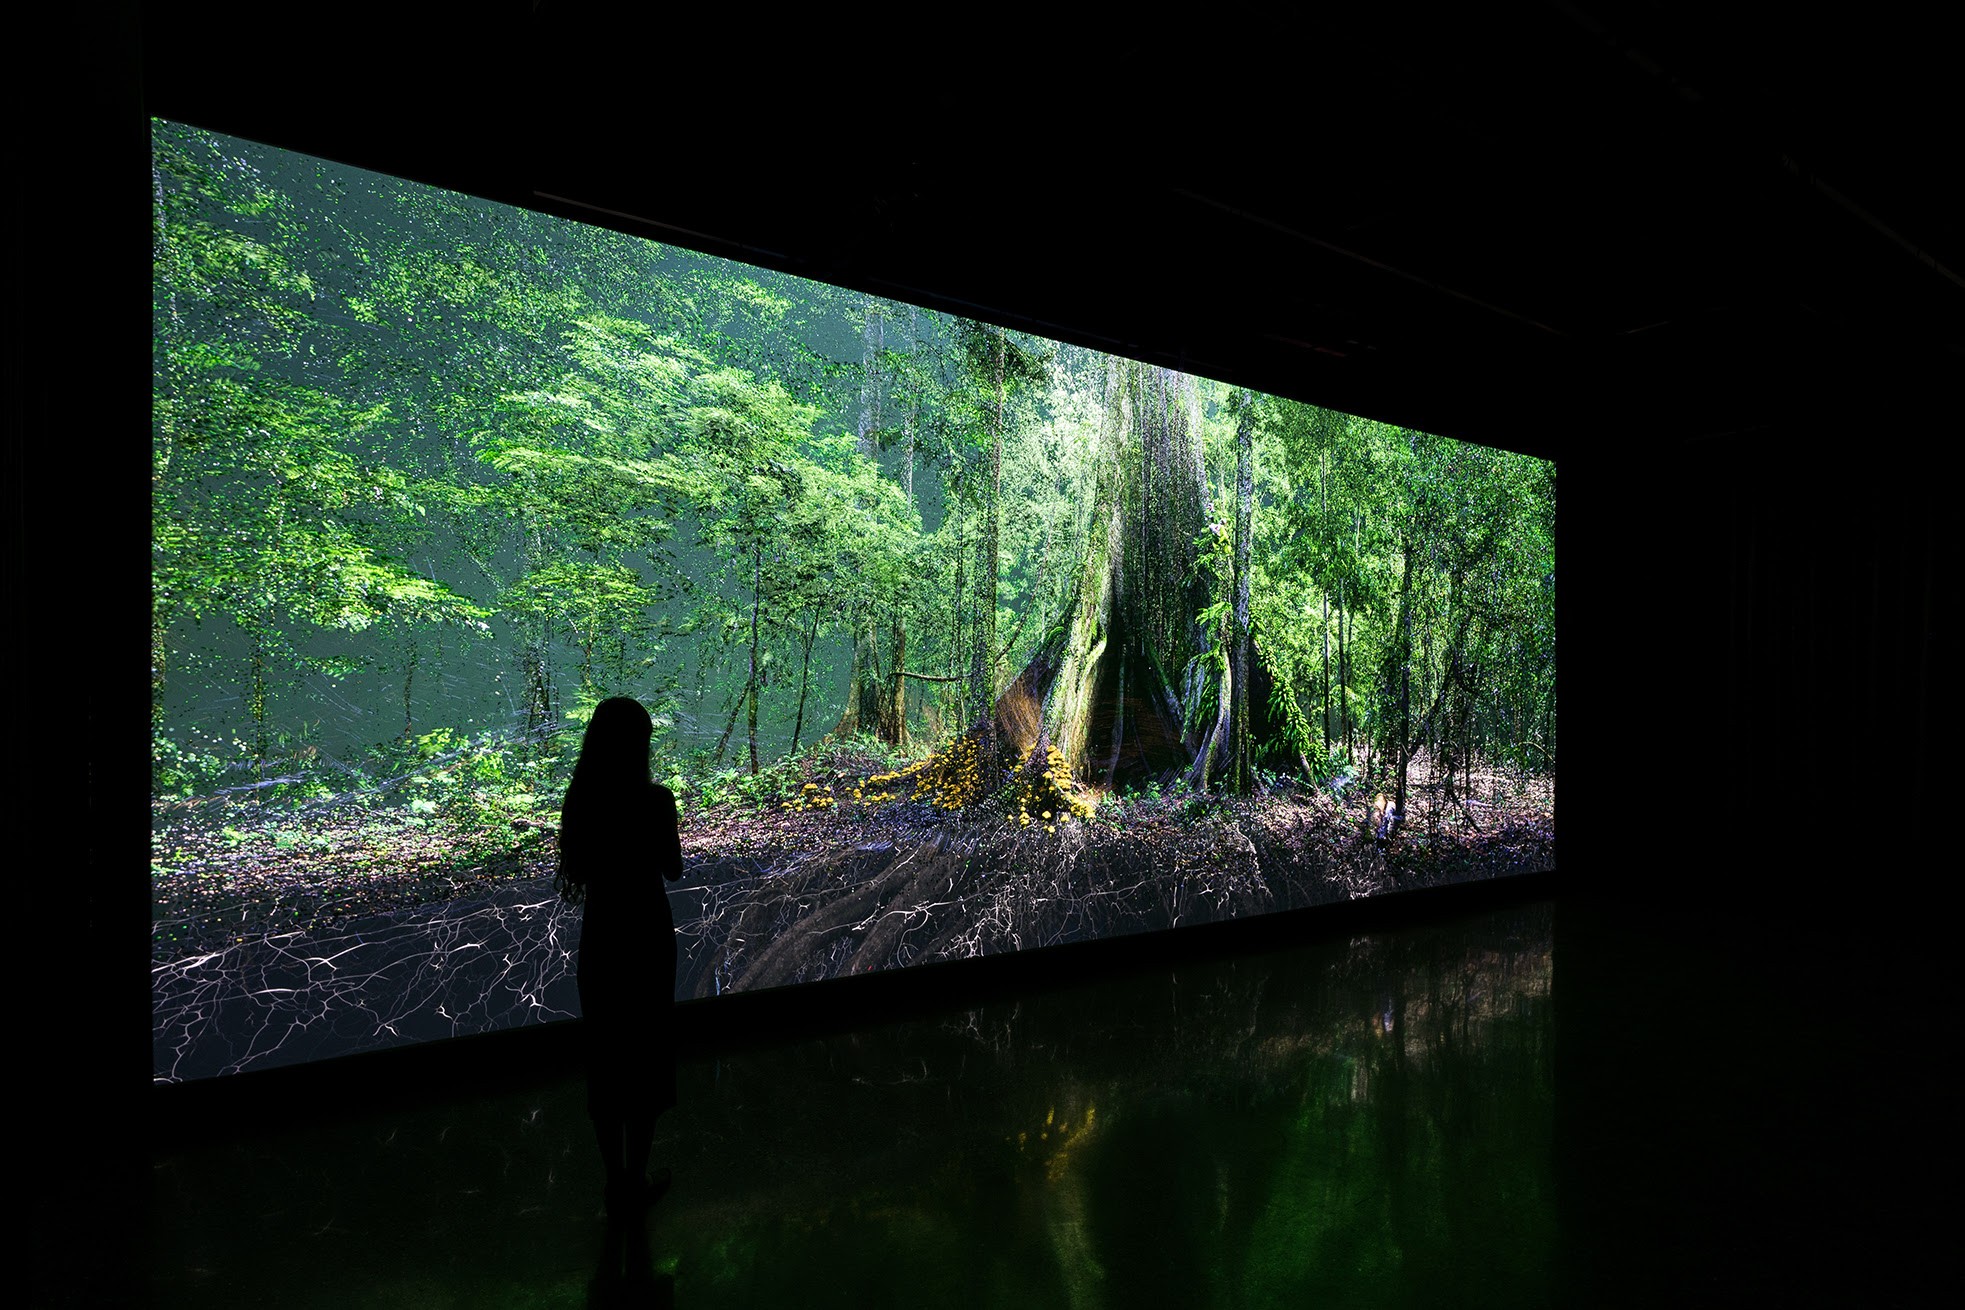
[1338,578,1351,760]
[402,637,417,739]
[1543,683,1555,771]
[1348,507,1365,760]
[526,634,553,742]
[746,678,760,775]
[1229,395,1255,792]
[950,466,965,725]
[1320,455,1332,750]
[969,484,987,735]
[832,300,887,742]
[1195,642,1232,791]
[1393,539,1415,828]
[904,307,917,509]
[884,616,908,747]
[1423,634,1435,768]
[988,326,1004,685]
[1140,369,1151,628]
[747,543,762,774]
[152,609,168,732]
[248,621,268,781]
[520,521,555,745]
[714,687,745,765]
[858,300,882,457]
[971,328,1005,780]
[1107,650,1127,780]
[1461,666,1476,802]
[790,608,820,756]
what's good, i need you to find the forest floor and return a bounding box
[664,742,1553,996]
[150,801,556,962]
[150,739,1553,976]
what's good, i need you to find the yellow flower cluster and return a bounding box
[786,780,835,812]
[1015,742,1093,831]
[873,734,989,812]
[824,735,1094,824]
[861,758,932,807]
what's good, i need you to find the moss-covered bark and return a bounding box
[919,367,1297,801]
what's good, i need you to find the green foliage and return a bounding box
[149,119,1554,832]
[1259,638,1318,764]
[670,745,798,812]
[152,732,249,799]
[410,727,459,760]
[152,122,494,767]
[1178,793,1219,821]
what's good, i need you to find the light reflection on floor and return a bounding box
[149,903,1554,1308]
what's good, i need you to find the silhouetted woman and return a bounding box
[557,697,684,1213]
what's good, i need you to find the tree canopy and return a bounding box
[152,119,1554,811]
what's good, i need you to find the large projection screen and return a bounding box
[151,121,1555,1081]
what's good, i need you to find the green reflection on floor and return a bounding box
[638,906,1553,1307]
[150,904,1552,1308]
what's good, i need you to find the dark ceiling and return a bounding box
[140,4,1959,462]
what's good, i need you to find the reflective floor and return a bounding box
[147,904,1554,1308]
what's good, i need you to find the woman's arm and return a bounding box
[654,784,684,882]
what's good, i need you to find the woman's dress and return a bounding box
[569,781,683,1120]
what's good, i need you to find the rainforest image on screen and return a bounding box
[151,121,1555,1081]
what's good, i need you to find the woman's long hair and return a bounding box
[556,697,653,905]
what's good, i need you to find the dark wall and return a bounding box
[1566,368,1939,906]
[14,10,151,1307]
[1555,366,1943,1298]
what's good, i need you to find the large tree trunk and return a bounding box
[912,363,1305,809]
[990,362,1211,791]
[833,618,891,742]
[882,616,908,748]
[833,617,864,737]
[1189,640,1233,791]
